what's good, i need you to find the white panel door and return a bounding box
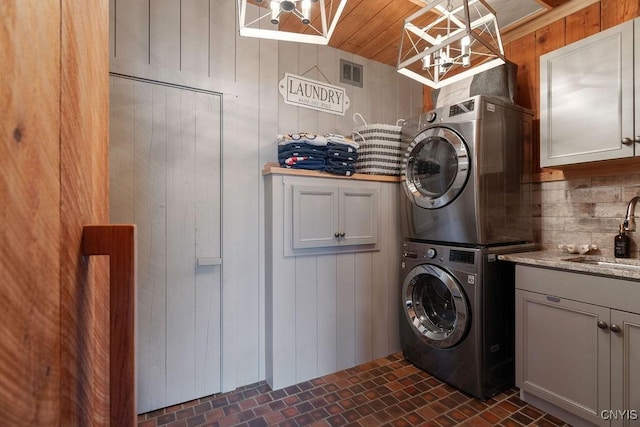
[340,188,379,246]
[516,290,610,426]
[292,185,339,249]
[540,20,634,166]
[109,76,222,413]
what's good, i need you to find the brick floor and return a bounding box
[137,353,571,427]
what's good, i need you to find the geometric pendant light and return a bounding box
[397,0,505,89]
[237,0,348,45]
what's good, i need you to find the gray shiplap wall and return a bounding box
[109,0,423,413]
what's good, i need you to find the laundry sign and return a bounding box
[279,73,350,116]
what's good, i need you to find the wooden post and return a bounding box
[82,225,137,427]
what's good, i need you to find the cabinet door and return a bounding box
[636,18,640,158]
[540,20,634,167]
[339,188,379,246]
[292,185,340,249]
[110,77,223,412]
[610,310,640,427]
[516,290,610,426]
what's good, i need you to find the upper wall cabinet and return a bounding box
[540,19,639,167]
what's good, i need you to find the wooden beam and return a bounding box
[82,225,137,427]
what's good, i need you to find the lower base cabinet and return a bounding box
[515,265,640,427]
[264,172,402,390]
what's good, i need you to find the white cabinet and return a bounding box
[292,184,378,250]
[264,171,402,390]
[515,265,640,427]
[516,290,610,426]
[540,19,640,167]
[611,310,640,427]
[283,176,380,256]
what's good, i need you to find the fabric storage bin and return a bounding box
[352,113,403,175]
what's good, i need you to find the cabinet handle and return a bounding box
[597,321,608,330]
[334,232,340,238]
[610,324,622,333]
[622,137,634,145]
[339,232,345,238]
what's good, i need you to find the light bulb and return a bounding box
[421,51,431,70]
[461,35,471,67]
[301,0,311,24]
[270,0,281,24]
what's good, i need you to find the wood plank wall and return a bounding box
[60,1,111,424]
[110,0,422,411]
[1,1,111,425]
[423,0,640,182]
[110,76,223,412]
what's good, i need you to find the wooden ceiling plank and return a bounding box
[328,0,395,48]
[337,2,419,55]
[501,0,600,44]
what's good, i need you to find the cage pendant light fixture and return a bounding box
[397,0,505,89]
[237,0,347,45]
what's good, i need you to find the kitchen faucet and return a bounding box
[623,196,640,231]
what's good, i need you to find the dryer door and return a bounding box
[403,126,469,209]
[402,264,469,348]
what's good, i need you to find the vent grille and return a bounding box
[340,59,363,88]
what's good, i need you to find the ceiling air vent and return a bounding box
[340,59,363,88]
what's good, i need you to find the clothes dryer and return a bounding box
[399,240,534,400]
[400,96,533,245]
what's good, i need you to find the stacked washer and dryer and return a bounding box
[398,95,534,400]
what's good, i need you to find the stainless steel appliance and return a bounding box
[400,240,534,400]
[400,95,534,246]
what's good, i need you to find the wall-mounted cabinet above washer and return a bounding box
[540,18,640,167]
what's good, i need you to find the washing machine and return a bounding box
[400,95,534,246]
[400,240,534,400]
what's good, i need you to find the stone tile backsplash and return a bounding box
[533,174,640,258]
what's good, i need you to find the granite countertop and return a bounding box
[498,250,640,282]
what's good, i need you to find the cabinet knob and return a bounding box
[635,136,640,143]
[339,232,345,238]
[334,232,340,238]
[597,321,608,330]
[610,324,622,333]
[622,137,634,145]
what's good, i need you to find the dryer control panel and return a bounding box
[449,99,475,117]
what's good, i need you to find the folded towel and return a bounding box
[278,147,327,159]
[325,134,359,150]
[327,152,357,162]
[279,156,326,170]
[326,158,356,168]
[325,163,356,176]
[276,133,328,147]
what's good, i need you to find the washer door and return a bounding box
[402,264,470,348]
[403,126,469,209]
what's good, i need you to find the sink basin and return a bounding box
[564,257,640,271]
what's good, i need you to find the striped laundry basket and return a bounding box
[352,113,404,175]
